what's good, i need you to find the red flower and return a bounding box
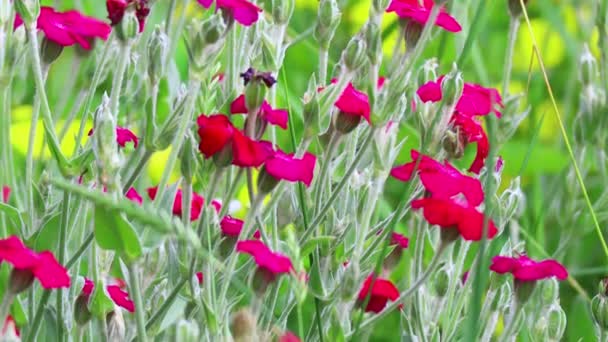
[236,240,293,278]
[0,236,70,290]
[14,7,111,50]
[386,0,462,33]
[106,0,150,32]
[125,187,143,205]
[417,77,503,117]
[391,150,484,206]
[196,114,270,167]
[411,198,498,241]
[197,0,262,26]
[107,285,135,312]
[87,126,139,148]
[450,112,489,174]
[81,278,94,297]
[2,316,19,338]
[279,331,301,342]
[147,187,205,221]
[461,271,469,284]
[391,232,409,249]
[357,275,400,313]
[220,216,244,237]
[263,149,317,187]
[196,272,204,284]
[230,94,288,129]
[334,82,371,124]
[490,255,568,282]
[2,186,10,203]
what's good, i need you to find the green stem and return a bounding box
[218,169,244,218]
[350,243,448,336]
[154,80,200,202]
[56,191,70,342]
[502,16,520,97]
[0,291,14,332]
[24,291,51,342]
[297,301,305,340]
[127,263,148,342]
[497,298,523,342]
[0,85,16,193]
[145,278,187,331]
[318,48,328,84]
[313,132,341,216]
[122,149,153,193]
[25,94,40,231]
[109,44,131,119]
[66,232,94,270]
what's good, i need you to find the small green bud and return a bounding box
[241,68,275,113]
[116,7,138,42]
[40,37,64,65]
[364,22,382,65]
[147,26,168,85]
[272,0,294,25]
[200,14,225,46]
[508,0,528,18]
[441,68,464,106]
[342,36,366,71]
[14,0,39,26]
[179,134,197,183]
[432,267,450,297]
[546,306,567,341]
[540,278,559,306]
[92,94,121,193]
[340,264,360,301]
[314,0,341,49]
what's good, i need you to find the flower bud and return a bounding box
[340,264,360,301]
[116,6,139,42]
[147,26,168,85]
[257,167,279,194]
[442,129,464,159]
[540,278,559,306]
[106,310,126,342]
[176,319,200,342]
[40,37,64,66]
[272,0,294,25]
[546,305,567,341]
[404,21,423,48]
[179,134,197,184]
[314,0,341,49]
[14,0,39,26]
[580,44,598,86]
[74,294,92,325]
[432,266,450,297]
[230,308,258,341]
[592,294,608,330]
[335,112,362,134]
[441,68,464,107]
[92,94,121,193]
[342,36,366,72]
[508,0,528,18]
[200,14,225,46]
[9,268,34,294]
[364,22,382,66]
[241,68,275,113]
[514,280,536,304]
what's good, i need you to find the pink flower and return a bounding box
[334,82,371,124]
[236,240,293,279]
[391,150,484,206]
[357,275,400,313]
[125,187,143,205]
[220,216,244,237]
[196,272,204,284]
[211,199,222,213]
[15,7,111,50]
[279,331,301,342]
[107,285,135,312]
[2,186,10,203]
[197,0,262,26]
[495,156,504,173]
[490,255,568,282]
[263,149,317,187]
[147,187,205,221]
[106,0,150,32]
[0,236,70,290]
[411,198,498,241]
[196,114,270,167]
[81,278,95,297]
[230,94,289,129]
[450,112,489,174]
[386,0,462,33]
[391,232,409,249]
[461,271,469,284]
[417,77,503,117]
[87,126,139,148]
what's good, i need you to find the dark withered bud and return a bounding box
[9,268,35,294]
[508,0,528,18]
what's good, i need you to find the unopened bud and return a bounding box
[148,26,168,85]
[340,264,360,301]
[74,295,92,325]
[14,0,39,26]
[241,68,275,113]
[342,36,366,71]
[180,135,197,183]
[441,69,464,106]
[540,278,559,306]
[106,310,126,342]
[404,21,423,48]
[514,280,536,304]
[364,22,382,65]
[442,129,464,159]
[200,14,225,46]
[432,266,450,297]
[335,112,362,134]
[257,167,279,194]
[9,268,34,294]
[40,37,64,65]
[92,94,121,193]
[272,0,294,24]
[176,320,200,342]
[314,0,341,49]
[116,6,138,42]
[546,305,567,341]
[508,0,528,18]
[230,308,258,341]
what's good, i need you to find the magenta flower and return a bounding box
[230,94,289,129]
[0,236,70,291]
[197,0,262,26]
[147,187,205,221]
[106,0,151,33]
[279,331,301,342]
[196,272,204,284]
[220,216,244,237]
[490,255,568,282]
[125,187,143,205]
[262,149,317,187]
[391,232,409,250]
[14,7,111,50]
[416,79,442,103]
[450,112,489,174]
[87,126,139,148]
[2,186,10,203]
[386,0,462,33]
[236,240,293,280]
[334,81,371,124]
[391,150,484,206]
[106,285,135,312]
[357,275,400,313]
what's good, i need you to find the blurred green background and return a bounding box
[8,0,606,340]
